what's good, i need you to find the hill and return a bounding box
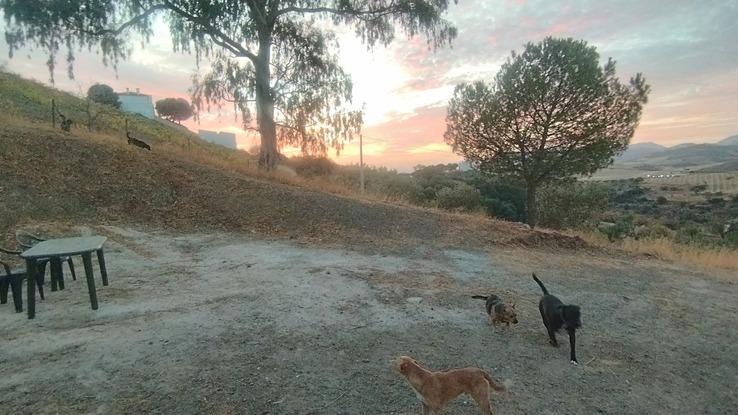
[698,159,738,173]
[615,142,667,162]
[0,70,590,251]
[3,120,574,251]
[614,142,738,169]
[0,71,250,163]
[717,134,738,146]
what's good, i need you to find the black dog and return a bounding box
[127,131,151,150]
[533,273,581,364]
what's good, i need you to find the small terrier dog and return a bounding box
[393,356,505,415]
[471,294,518,326]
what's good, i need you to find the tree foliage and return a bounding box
[1,0,457,169]
[445,37,649,226]
[87,83,120,108]
[155,97,193,123]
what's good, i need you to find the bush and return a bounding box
[598,215,634,241]
[290,156,336,177]
[87,83,120,108]
[691,184,707,194]
[537,181,609,229]
[436,183,481,211]
[656,196,668,204]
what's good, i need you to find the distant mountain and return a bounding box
[717,134,738,146]
[656,144,738,166]
[698,160,738,173]
[671,142,697,149]
[616,142,667,162]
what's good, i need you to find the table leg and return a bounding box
[50,261,58,292]
[82,253,98,310]
[50,257,64,291]
[96,249,109,286]
[26,258,37,319]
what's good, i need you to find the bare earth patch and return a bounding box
[1,226,736,414]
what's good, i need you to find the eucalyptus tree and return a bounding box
[2,0,458,169]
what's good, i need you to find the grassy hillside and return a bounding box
[1,121,558,253]
[0,71,254,166]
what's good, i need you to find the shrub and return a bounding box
[290,156,336,177]
[656,196,668,204]
[436,183,481,211]
[598,215,634,241]
[691,184,707,194]
[87,83,120,108]
[537,181,609,229]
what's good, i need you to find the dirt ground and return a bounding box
[1,226,736,415]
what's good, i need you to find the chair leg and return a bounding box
[51,257,64,291]
[0,278,8,304]
[11,276,23,312]
[35,270,45,301]
[37,261,48,296]
[26,259,37,319]
[67,257,77,281]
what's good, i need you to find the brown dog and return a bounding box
[393,356,505,414]
[471,294,518,326]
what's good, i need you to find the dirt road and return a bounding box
[1,226,736,414]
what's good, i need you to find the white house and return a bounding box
[118,88,155,119]
[198,130,238,149]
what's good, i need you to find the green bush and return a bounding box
[537,181,609,229]
[436,183,482,211]
[598,215,634,241]
[289,156,336,177]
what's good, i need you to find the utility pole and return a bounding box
[359,133,365,194]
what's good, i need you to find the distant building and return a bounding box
[118,88,155,119]
[198,130,238,149]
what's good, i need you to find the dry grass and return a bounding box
[579,231,738,272]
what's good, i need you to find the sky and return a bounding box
[1,0,737,172]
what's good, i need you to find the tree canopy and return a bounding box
[444,37,650,226]
[155,97,193,123]
[2,0,458,169]
[87,83,120,108]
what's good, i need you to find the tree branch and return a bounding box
[276,2,399,18]
[77,4,169,36]
[162,0,259,62]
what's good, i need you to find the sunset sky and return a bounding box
[1,0,736,172]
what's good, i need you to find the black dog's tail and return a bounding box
[471,295,488,300]
[532,273,549,295]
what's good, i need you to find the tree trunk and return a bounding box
[255,33,278,171]
[526,183,538,228]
